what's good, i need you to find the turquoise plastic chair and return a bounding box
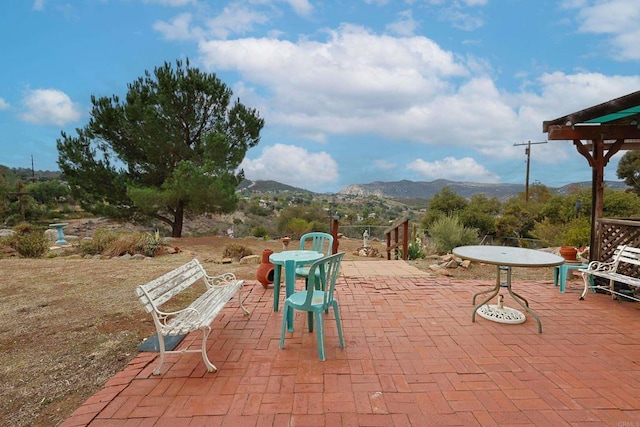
[295,232,334,285]
[280,252,345,361]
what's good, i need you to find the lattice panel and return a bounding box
[596,219,640,278]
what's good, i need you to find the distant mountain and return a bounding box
[236,178,629,199]
[236,179,312,194]
[338,179,629,200]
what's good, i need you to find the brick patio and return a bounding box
[62,261,640,426]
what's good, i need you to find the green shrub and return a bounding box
[223,243,253,260]
[428,215,479,254]
[252,225,268,239]
[6,222,49,258]
[407,242,426,260]
[561,217,591,247]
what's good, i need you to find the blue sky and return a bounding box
[1,0,639,193]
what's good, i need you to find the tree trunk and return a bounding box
[172,200,184,238]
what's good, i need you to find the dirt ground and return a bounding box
[0,224,560,426]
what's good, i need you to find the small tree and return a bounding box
[427,215,479,254]
[617,150,640,195]
[57,59,264,237]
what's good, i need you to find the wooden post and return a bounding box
[331,217,339,254]
[402,220,409,261]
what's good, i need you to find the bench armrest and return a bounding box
[584,260,617,273]
[205,272,239,287]
[155,306,201,326]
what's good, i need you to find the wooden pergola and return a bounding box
[543,90,640,254]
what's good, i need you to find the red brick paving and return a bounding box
[62,268,640,426]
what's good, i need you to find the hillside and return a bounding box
[338,179,628,200]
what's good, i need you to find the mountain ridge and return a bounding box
[239,178,628,200]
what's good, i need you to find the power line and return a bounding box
[513,140,547,202]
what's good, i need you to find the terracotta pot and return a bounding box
[256,249,275,288]
[559,246,578,262]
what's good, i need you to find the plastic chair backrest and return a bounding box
[300,252,344,309]
[300,232,334,256]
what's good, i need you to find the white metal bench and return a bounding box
[579,245,640,302]
[136,259,250,375]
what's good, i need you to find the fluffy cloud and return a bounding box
[240,144,339,190]
[407,157,499,183]
[0,98,9,110]
[20,88,82,126]
[573,0,640,60]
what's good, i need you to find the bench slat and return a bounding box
[162,280,244,336]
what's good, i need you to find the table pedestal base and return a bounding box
[476,304,526,324]
[472,265,543,333]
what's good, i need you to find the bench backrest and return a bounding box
[613,245,640,274]
[136,259,208,313]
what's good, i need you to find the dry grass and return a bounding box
[0,233,559,426]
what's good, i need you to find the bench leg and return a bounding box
[580,272,591,300]
[153,333,167,376]
[200,326,217,373]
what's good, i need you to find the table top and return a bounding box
[269,250,324,265]
[453,245,564,268]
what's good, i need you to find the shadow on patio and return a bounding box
[63,261,640,426]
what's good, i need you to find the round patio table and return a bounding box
[453,245,564,333]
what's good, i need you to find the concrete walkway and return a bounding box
[62,261,640,426]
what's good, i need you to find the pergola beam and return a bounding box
[547,124,640,140]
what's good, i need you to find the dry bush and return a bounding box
[103,233,141,257]
[223,242,253,260]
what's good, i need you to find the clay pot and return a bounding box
[256,249,275,288]
[559,245,578,262]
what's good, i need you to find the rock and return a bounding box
[428,263,452,276]
[240,254,260,264]
[354,246,381,258]
[444,259,459,269]
[131,254,146,260]
[460,259,472,269]
[221,257,233,264]
[44,229,57,241]
[0,229,15,238]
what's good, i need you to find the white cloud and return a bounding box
[572,0,640,60]
[154,13,199,41]
[199,24,470,139]
[374,160,396,170]
[240,144,339,190]
[407,157,499,182]
[284,0,313,17]
[440,8,484,31]
[203,4,270,39]
[32,0,45,11]
[386,10,419,36]
[0,98,9,110]
[20,88,82,126]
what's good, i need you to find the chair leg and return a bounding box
[280,301,289,349]
[308,311,314,332]
[332,301,344,349]
[314,310,325,361]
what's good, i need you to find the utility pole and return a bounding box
[513,140,547,202]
